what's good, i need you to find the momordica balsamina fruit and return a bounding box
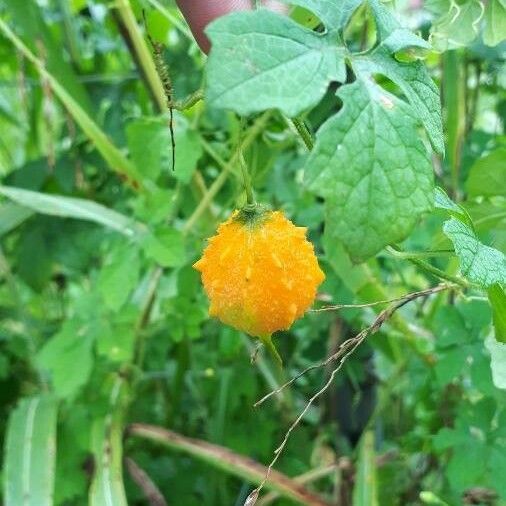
[193,205,325,362]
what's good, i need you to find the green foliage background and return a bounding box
[0,0,505,505]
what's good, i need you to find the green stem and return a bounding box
[388,246,469,288]
[289,117,314,151]
[443,50,466,200]
[260,335,283,367]
[183,111,271,233]
[385,248,454,259]
[239,154,255,205]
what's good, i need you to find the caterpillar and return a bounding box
[143,11,175,172]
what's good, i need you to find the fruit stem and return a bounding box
[260,334,283,368]
[239,152,255,205]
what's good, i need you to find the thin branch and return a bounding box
[245,283,457,504]
[311,284,457,313]
[128,424,331,506]
[382,248,454,259]
[257,284,455,407]
[125,457,167,506]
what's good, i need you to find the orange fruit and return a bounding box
[193,205,325,361]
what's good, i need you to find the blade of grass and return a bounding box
[114,0,167,112]
[89,379,129,506]
[352,431,379,506]
[4,395,58,506]
[0,185,146,237]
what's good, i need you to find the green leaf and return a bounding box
[484,0,506,47]
[305,79,433,261]
[352,48,444,154]
[435,347,468,386]
[488,284,506,343]
[466,148,506,198]
[37,321,94,398]
[351,0,443,153]
[54,406,91,504]
[95,316,136,363]
[4,395,58,506]
[171,128,203,184]
[353,431,379,506]
[486,335,506,389]
[368,0,431,53]
[443,218,506,287]
[98,247,141,311]
[127,118,171,181]
[430,0,484,50]
[434,186,463,213]
[142,227,186,267]
[127,114,202,184]
[433,306,470,348]
[282,0,363,30]
[434,186,474,227]
[205,9,345,116]
[0,186,144,237]
[0,203,33,236]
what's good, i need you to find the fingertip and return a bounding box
[176,0,252,53]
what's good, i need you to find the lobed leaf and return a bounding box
[434,186,474,227]
[368,0,430,52]
[484,0,506,47]
[443,218,506,288]
[355,0,443,153]
[430,0,484,50]
[205,9,345,116]
[280,0,363,30]
[306,79,433,261]
[352,49,444,154]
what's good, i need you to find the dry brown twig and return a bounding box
[125,457,168,506]
[245,283,457,505]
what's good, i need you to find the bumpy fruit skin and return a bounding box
[193,207,325,338]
